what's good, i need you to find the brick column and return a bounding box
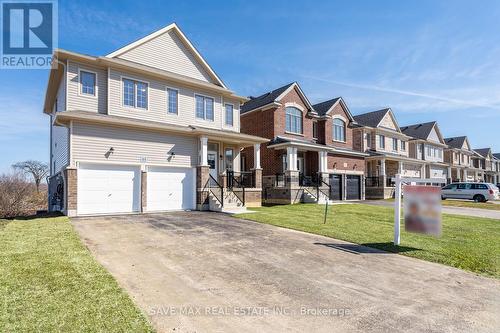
[64,168,77,217]
[252,168,262,189]
[141,171,147,212]
[196,165,210,210]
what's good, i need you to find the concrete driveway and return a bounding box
[362,200,500,220]
[73,212,500,333]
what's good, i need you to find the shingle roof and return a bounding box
[444,136,467,149]
[400,121,436,140]
[312,97,341,116]
[240,82,295,114]
[474,148,491,158]
[352,108,391,128]
[493,153,500,160]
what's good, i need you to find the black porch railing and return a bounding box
[386,177,395,187]
[316,173,331,200]
[365,176,380,187]
[275,173,286,187]
[227,170,254,188]
[202,174,223,207]
[299,172,320,187]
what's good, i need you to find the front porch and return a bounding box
[365,158,426,199]
[196,136,264,212]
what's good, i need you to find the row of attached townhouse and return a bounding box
[45,24,500,216]
[238,83,500,201]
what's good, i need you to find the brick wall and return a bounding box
[327,154,365,173]
[323,103,354,149]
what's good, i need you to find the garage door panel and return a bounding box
[346,175,361,200]
[329,174,342,200]
[78,164,140,215]
[147,167,195,212]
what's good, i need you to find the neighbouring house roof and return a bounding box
[312,97,341,116]
[352,108,391,128]
[241,82,294,114]
[493,153,500,160]
[474,148,491,158]
[400,121,443,142]
[444,136,468,150]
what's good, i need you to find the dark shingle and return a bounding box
[240,82,295,114]
[444,136,467,149]
[474,148,491,158]
[493,153,500,160]
[400,121,436,140]
[352,108,391,128]
[312,97,341,116]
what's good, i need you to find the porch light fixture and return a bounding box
[104,147,114,158]
[167,151,175,161]
[353,164,357,170]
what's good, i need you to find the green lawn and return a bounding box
[384,198,500,211]
[238,204,500,278]
[0,217,154,333]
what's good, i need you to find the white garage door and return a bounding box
[147,167,196,211]
[78,164,140,215]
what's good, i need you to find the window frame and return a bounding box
[401,140,406,151]
[225,147,234,171]
[312,121,318,139]
[121,76,149,110]
[392,138,398,151]
[285,106,303,134]
[195,93,215,121]
[332,117,346,142]
[166,87,179,115]
[379,135,385,149]
[78,68,97,98]
[224,103,234,126]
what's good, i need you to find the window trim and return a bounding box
[194,93,216,122]
[285,106,303,134]
[121,75,149,110]
[224,103,234,126]
[166,86,179,115]
[392,138,398,151]
[224,147,234,171]
[312,121,318,139]
[379,134,385,149]
[401,140,406,151]
[78,68,97,98]
[332,117,346,143]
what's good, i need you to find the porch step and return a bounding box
[302,190,318,203]
[208,190,244,212]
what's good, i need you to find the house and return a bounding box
[473,148,499,184]
[400,121,448,184]
[352,108,424,199]
[239,82,367,204]
[45,23,267,216]
[443,136,477,182]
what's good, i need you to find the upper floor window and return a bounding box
[392,138,398,151]
[312,121,318,139]
[333,118,346,142]
[195,95,214,121]
[285,107,302,134]
[366,133,371,148]
[80,70,96,96]
[225,103,233,126]
[379,135,385,149]
[167,88,178,114]
[123,78,148,109]
[401,141,406,151]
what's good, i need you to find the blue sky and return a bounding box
[1,0,500,173]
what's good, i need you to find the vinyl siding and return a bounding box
[51,116,69,175]
[107,68,239,132]
[117,30,213,83]
[71,122,197,168]
[56,73,66,111]
[379,113,397,130]
[66,61,107,114]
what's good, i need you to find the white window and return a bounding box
[366,133,371,148]
[333,118,346,142]
[225,103,233,126]
[80,71,96,96]
[195,95,214,121]
[123,78,148,109]
[392,138,398,151]
[225,148,234,171]
[285,107,302,134]
[379,135,385,149]
[167,88,178,114]
[401,141,406,151]
[312,121,318,139]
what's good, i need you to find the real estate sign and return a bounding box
[403,185,441,236]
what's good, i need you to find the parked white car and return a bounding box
[441,182,499,202]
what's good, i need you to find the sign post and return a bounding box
[394,174,402,245]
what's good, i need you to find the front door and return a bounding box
[297,157,305,174]
[207,151,218,180]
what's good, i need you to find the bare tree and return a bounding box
[12,160,48,193]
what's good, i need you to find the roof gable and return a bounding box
[444,136,470,150]
[106,23,226,88]
[400,121,444,144]
[312,97,355,122]
[353,108,400,131]
[474,148,492,158]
